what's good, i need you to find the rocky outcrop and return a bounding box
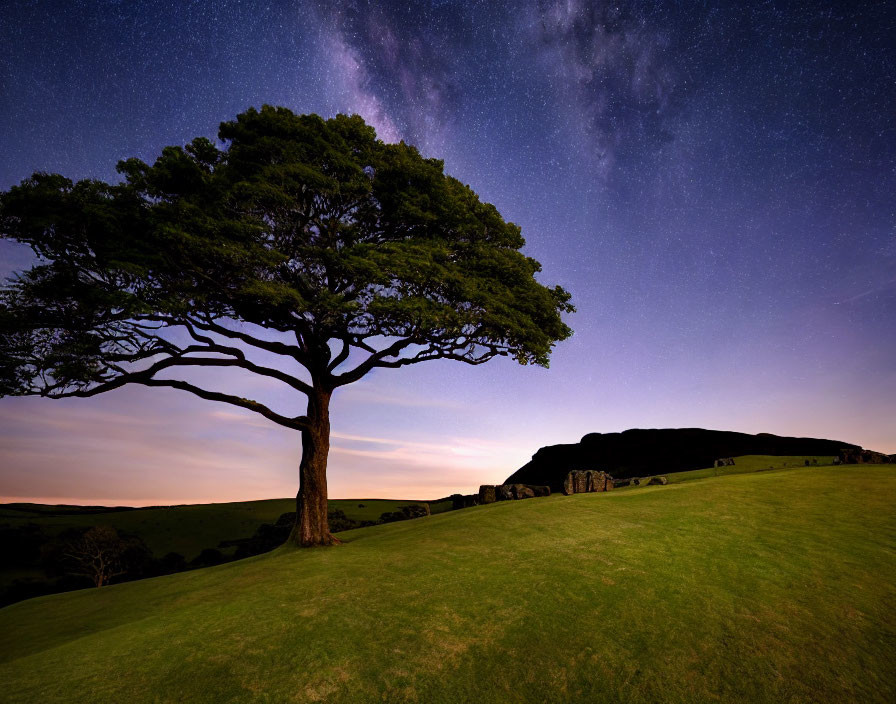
[479,485,496,504]
[379,505,430,522]
[451,494,479,510]
[454,484,552,510]
[562,470,614,495]
[647,476,668,485]
[495,484,514,501]
[839,448,892,464]
[510,484,535,500]
[504,428,862,490]
[714,458,735,467]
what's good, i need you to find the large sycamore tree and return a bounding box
[0,106,573,546]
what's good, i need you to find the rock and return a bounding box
[527,485,551,497]
[509,484,535,500]
[584,470,599,492]
[495,484,514,501]
[450,494,478,510]
[563,473,575,495]
[503,429,861,491]
[379,505,430,523]
[563,469,614,493]
[839,448,891,464]
[647,476,668,485]
[573,470,589,494]
[586,470,614,492]
[479,485,496,504]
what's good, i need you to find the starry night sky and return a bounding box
[1,1,894,504]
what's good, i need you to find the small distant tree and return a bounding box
[60,526,148,588]
[0,105,574,547]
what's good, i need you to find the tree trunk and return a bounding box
[288,386,339,547]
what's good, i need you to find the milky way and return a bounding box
[0,1,893,504]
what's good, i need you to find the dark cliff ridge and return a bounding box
[503,428,862,491]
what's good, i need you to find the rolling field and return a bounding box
[1,465,893,703]
[0,498,430,562]
[647,455,838,484]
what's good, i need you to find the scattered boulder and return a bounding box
[573,471,589,494]
[379,505,430,523]
[839,448,891,464]
[585,470,599,492]
[479,485,497,504]
[562,470,615,494]
[509,484,535,500]
[452,484,550,510]
[451,494,479,510]
[646,476,668,485]
[504,428,856,490]
[451,494,479,511]
[495,484,514,501]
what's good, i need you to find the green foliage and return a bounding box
[0,105,573,404]
[0,467,893,702]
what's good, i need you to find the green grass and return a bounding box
[642,454,837,485]
[1,465,893,703]
[0,498,430,563]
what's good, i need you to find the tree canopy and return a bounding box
[0,105,574,545]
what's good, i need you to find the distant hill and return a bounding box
[504,428,861,490]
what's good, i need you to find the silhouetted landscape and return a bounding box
[1,2,893,702]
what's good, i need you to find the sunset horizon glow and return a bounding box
[1,1,893,507]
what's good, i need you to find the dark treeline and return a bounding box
[0,505,430,606]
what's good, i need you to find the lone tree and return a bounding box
[57,526,150,588]
[0,106,573,546]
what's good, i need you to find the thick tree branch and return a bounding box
[41,355,310,430]
[327,337,351,372]
[145,314,307,363]
[141,379,308,430]
[331,337,418,387]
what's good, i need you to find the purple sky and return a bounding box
[1,1,893,505]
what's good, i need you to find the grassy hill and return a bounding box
[1,465,893,703]
[639,454,837,485]
[0,498,430,562]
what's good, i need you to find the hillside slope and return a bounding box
[1,466,894,703]
[505,428,860,489]
[0,498,429,561]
